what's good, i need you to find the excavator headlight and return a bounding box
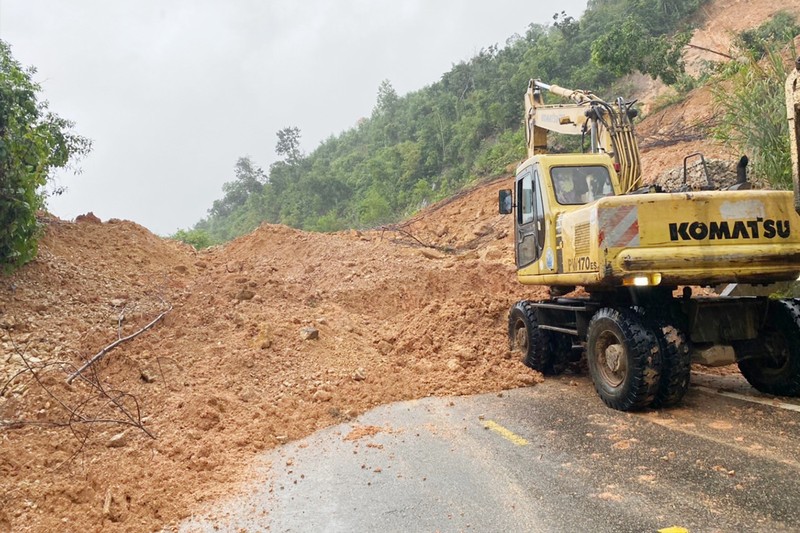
[623,273,662,287]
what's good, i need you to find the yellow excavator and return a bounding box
[500,64,800,411]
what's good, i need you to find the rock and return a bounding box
[235,289,256,301]
[75,212,101,224]
[420,248,445,260]
[110,299,125,307]
[173,265,188,274]
[446,358,462,371]
[457,349,479,363]
[140,367,158,383]
[107,431,129,448]
[300,327,319,340]
[472,224,493,237]
[313,390,332,402]
[352,368,366,381]
[376,340,392,355]
[194,261,208,269]
[483,248,505,261]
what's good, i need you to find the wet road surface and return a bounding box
[180,373,800,532]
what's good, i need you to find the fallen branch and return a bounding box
[66,305,172,384]
[686,43,733,60]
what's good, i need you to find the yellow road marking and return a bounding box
[484,420,529,446]
[658,527,689,533]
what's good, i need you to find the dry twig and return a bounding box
[66,305,172,384]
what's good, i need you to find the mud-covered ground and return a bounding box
[1,1,795,530]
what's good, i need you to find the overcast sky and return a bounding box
[0,0,586,235]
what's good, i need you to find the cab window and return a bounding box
[517,172,534,225]
[551,165,613,205]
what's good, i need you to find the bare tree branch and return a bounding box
[66,305,172,385]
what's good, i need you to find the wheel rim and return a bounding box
[593,329,627,388]
[761,329,790,373]
[514,319,528,352]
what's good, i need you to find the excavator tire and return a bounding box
[548,332,574,376]
[587,307,661,411]
[649,322,691,408]
[738,299,800,396]
[508,300,552,374]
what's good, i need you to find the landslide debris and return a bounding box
[0,179,544,532]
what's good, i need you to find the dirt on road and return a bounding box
[1,1,797,531]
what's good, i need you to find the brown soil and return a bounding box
[0,1,795,531]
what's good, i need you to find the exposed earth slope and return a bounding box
[1,1,797,531]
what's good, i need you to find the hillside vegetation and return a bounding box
[182,0,705,245]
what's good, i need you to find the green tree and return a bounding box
[590,17,692,85]
[209,156,265,218]
[0,40,91,272]
[275,126,303,165]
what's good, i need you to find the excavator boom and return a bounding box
[525,79,642,192]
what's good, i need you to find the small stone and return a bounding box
[140,367,158,383]
[446,358,462,371]
[420,248,445,260]
[110,299,125,307]
[313,390,332,402]
[457,349,478,362]
[352,368,366,381]
[300,327,319,341]
[107,431,129,448]
[235,289,256,301]
[174,265,188,274]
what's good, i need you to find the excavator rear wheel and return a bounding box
[738,299,800,396]
[586,307,661,411]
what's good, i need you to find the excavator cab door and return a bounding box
[515,166,546,269]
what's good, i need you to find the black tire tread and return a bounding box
[738,299,800,396]
[587,307,661,411]
[649,321,691,408]
[508,300,551,373]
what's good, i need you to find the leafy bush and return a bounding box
[171,228,214,249]
[0,40,91,272]
[710,26,796,188]
[736,11,800,58]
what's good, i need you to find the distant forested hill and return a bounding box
[178,0,704,246]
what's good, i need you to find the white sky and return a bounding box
[0,0,586,235]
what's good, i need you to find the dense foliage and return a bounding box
[0,40,91,272]
[710,13,799,189]
[180,0,705,246]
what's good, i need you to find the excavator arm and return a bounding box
[525,79,642,193]
[788,57,800,216]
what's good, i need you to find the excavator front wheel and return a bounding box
[509,301,552,374]
[738,299,800,396]
[587,308,661,411]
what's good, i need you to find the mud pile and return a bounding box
[0,0,792,529]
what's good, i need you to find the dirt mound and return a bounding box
[2,0,796,530]
[0,209,543,532]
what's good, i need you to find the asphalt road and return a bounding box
[180,373,800,532]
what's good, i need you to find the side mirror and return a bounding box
[498,189,513,214]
